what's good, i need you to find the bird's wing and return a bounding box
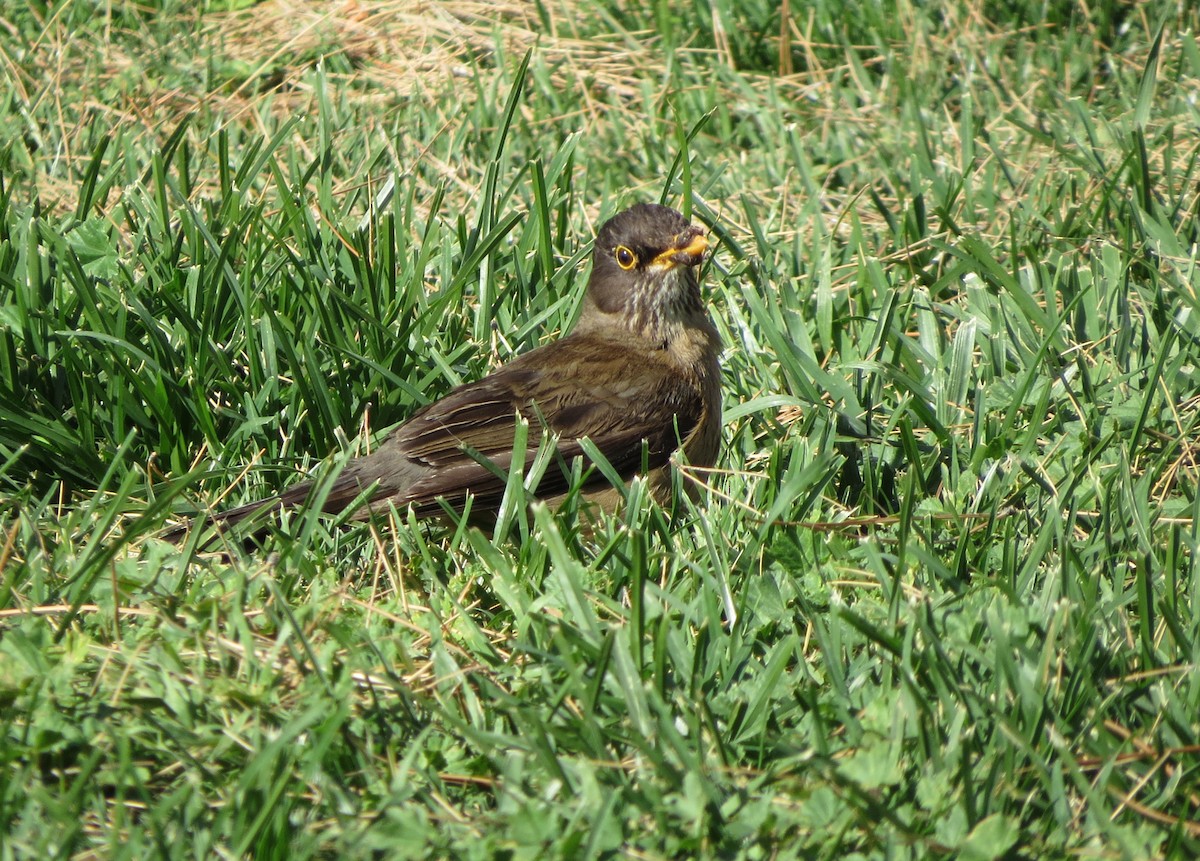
[348,334,705,515]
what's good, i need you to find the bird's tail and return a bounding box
[161,473,372,545]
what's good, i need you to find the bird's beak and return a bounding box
[651,228,709,269]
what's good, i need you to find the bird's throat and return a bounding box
[623,267,706,344]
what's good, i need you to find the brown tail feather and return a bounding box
[161,474,374,544]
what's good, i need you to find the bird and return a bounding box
[169,202,722,540]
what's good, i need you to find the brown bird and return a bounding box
[172,203,722,539]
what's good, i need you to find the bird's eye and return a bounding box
[614,246,637,270]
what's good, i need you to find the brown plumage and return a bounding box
[170,203,722,540]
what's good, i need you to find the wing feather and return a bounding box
[348,333,704,514]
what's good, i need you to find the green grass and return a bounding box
[3,0,1200,857]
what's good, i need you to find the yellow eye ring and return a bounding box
[614,246,637,270]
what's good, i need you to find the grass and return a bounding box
[2,0,1200,857]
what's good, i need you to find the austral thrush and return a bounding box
[172,203,722,539]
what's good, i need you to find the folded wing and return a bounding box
[339,333,704,516]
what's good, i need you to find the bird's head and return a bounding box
[579,203,712,344]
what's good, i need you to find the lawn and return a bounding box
[2,1,1199,857]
